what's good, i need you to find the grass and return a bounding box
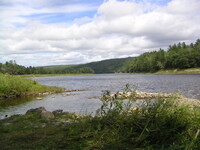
[124,68,200,74]
[0,96,36,110]
[155,68,200,74]
[0,95,200,150]
[0,74,65,99]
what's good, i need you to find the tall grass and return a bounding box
[2,95,200,150]
[82,96,200,149]
[0,74,64,98]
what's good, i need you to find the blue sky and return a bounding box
[12,0,172,26]
[21,0,171,24]
[0,0,200,66]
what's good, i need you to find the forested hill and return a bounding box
[121,39,200,73]
[0,57,132,74]
[67,57,133,74]
[41,38,200,74]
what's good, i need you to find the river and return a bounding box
[0,74,200,119]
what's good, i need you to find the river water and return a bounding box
[0,74,200,119]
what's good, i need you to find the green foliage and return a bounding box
[0,61,95,75]
[70,57,132,73]
[0,74,64,98]
[64,67,95,74]
[122,39,200,73]
[38,57,132,74]
[1,96,200,149]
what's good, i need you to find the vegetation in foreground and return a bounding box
[0,95,200,150]
[0,74,64,99]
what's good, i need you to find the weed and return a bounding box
[0,74,64,99]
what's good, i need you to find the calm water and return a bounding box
[0,74,200,119]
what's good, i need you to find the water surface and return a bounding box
[0,74,199,119]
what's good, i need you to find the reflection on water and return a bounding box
[0,92,102,119]
[0,96,36,110]
[0,74,200,119]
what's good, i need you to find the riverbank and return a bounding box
[0,95,200,150]
[13,68,200,77]
[121,68,200,74]
[0,74,65,99]
[155,68,200,74]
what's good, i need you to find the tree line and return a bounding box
[0,60,94,75]
[122,39,200,73]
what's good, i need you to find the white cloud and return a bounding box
[1,0,200,66]
[0,1,96,28]
[98,0,142,19]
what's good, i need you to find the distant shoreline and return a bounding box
[18,73,94,78]
[16,68,200,78]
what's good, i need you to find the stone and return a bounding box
[62,111,70,115]
[118,92,123,95]
[52,109,63,114]
[117,95,123,99]
[26,107,46,114]
[36,97,43,100]
[126,92,132,97]
[43,92,50,95]
[40,110,55,119]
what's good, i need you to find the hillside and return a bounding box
[122,39,200,73]
[29,39,200,74]
[39,57,132,74]
[68,57,133,74]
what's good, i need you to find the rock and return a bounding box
[110,94,115,97]
[118,92,123,95]
[36,97,43,100]
[52,109,63,114]
[43,92,50,95]
[62,111,70,115]
[40,110,55,119]
[117,95,123,99]
[26,107,46,114]
[126,92,132,97]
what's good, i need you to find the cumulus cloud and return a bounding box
[0,0,200,66]
[98,0,142,19]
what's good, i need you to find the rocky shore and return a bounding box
[34,89,85,100]
[27,89,85,97]
[102,90,173,100]
[101,90,200,108]
[2,107,85,127]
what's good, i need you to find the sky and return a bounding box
[0,0,200,66]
